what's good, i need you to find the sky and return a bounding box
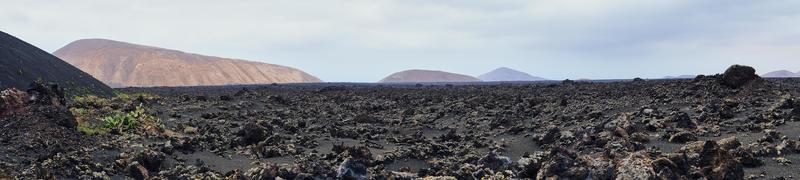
[3,0,800,82]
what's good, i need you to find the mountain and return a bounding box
[379,69,481,83]
[663,75,696,79]
[53,39,321,87]
[478,67,547,82]
[0,31,113,97]
[762,70,799,78]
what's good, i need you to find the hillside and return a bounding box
[54,39,321,87]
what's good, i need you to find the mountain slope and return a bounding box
[379,69,480,83]
[54,39,321,87]
[0,31,113,97]
[478,67,546,81]
[762,70,798,78]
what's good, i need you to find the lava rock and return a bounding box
[336,158,368,180]
[615,151,656,179]
[236,122,270,146]
[477,152,513,171]
[669,112,696,129]
[777,140,800,155]
[131,149,166,172]
[679,141,745,179]
[244,162,280,179]
[126,161,150,180]
[717,136,742,150]
[0,88,28,117]
[26,81,66,107]
[721,64,759,88]
[536,126,561,145]
[669,131,697,143]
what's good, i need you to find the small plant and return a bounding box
[102,103,161,133]
[102,112,138,131]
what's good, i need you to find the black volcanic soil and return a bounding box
[0,31,113,97]
[4,76,800,179]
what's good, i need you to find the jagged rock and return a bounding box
[129,149,166,173]
[536,126,561,145]
[477,152,513,171]
[679,141,745,179]
[126,162,149,180]
[517,148,581,179]
[652,154,690,179]
[669,131,697,143]
[717,136,741,150]
[236,122,270,146]
[777,140,800,155]
[615,151,656,180]
[729,148,763,168]
[579,155,614,180]
[669,112,696,129]
[758,129,782,143]
[26,81,66,107]
[244,162,280,179]
[337,158,368,180]
[0,88,28,117]
[721,64,759,88]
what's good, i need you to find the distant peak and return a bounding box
[479,67,546,81]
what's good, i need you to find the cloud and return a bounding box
[3,0,800,81]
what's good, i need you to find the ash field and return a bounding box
[2,65,800,179]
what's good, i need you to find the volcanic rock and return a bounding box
[236,122,270,146]
[669,131,697,143]
[721,64,759,88]
[615,151,656,179]
[477,152,513,171]
[678,141,744,179]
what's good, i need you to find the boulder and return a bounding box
[615,151,656,180]
[337,158,368,179]
[679,141,745,179]
[478,152,513,171]
[717,136,741,150]
[669,112,696,129]
[126,162,149,180]
[26,81,66,107]
[236,122,270,146]
[669,131,697,143]
[721,64,759,88]
[536,126,561,145]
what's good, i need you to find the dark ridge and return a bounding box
[0,31,113,97]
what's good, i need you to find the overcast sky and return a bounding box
[3,0,800,82]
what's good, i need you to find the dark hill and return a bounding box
[0,31,113,97]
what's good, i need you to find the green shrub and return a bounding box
[101,103,160,133]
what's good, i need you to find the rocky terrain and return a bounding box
[763,70,799,78]
[478,67,547,82]
[0,31,113,97]
[54,39,322,87]
[663,75,697,79]
[379,69,480,83]
[3,64,800,179]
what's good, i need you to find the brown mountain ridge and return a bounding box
[54,39,321,87]
[379,69,481,83]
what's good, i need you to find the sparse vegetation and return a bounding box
[70,92,162,135]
